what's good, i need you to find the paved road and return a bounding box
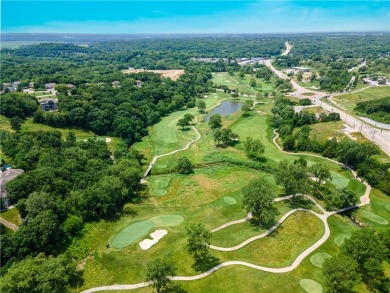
[263,60,390,156]
[281,41,292,56]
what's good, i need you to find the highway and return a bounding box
[263,59,390,156]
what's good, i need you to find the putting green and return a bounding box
[310,252,332,268]
[362,211,388,225]
[155,164,168,169]
[150,189,168,197]
[299,279,323,293]
[330,171,349,189]
[224,197,237,205]
[149,215,185,227]
[385,204,390,212]
[151,177,171,189]
[112,215,184,249]
[334,233,351,247]
[112,220,154,249]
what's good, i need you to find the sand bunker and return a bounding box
[310,177,326,184]
[105,138,112,143]
[139,230,168,250]
[123,69,185,81]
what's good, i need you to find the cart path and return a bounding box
[0,217,19,231]
[142,117,201,179]
[82,183,369,293]
[82,115,372,293]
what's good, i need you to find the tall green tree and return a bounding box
[242,178,276,225]
[323,255,361,293]
[243,137,265,158]
[9,116,24,132]
[186,223,211,259]
[0,254,76,293]
[145,258,176,293]
[208,114,222,129]
[177,157,193,174]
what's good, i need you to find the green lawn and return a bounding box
[333,86,390,112]
[0,208,21,226]
[212,72,274,96]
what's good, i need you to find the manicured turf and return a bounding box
[150,177,171,189]
[310,252,332,268]
[223,197,237,205]
[111,220,154,249]
[362,211,388,225]
[299,279,323,293]
[353,188,390,230]
[334,233,351,247]
[149,215,184,227]
[0,208,21,226]
[215,212,324,267]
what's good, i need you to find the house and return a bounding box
[112,81,121,88]
[0,168,24,206]
[135,80,143,87]
[66,84,76,89]
[40,98,59,112]
[45,83,57,90]
[292,67,310,73]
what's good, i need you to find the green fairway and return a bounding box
[0,208,21,226]
[149,215,185,227]
[334,233,351,247]
[361,211,388,225]
[133,94,225,163]
[300,279,323,293]
[212,72,274,96]
[353,189,390,230]
[223,197,237,205]
[111,220,154,249]
[310,252,332,268]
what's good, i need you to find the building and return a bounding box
[40,98,59,112]
[292,67,310,73]
[45,83,57,90]
[0,169,24,207]
[66,84,76,89]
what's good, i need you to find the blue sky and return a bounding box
[2,1,389,33]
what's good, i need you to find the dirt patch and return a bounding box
[123,69,185,81]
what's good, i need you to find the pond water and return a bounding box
[204,100,243,122]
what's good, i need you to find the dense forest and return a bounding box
[355,97,390,123]
[0,130,143,291]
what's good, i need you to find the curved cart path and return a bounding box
[82,184,369,293]
[142,118,201,179]
[82,49,374,292]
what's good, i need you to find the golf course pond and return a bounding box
[204,100,243,122]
